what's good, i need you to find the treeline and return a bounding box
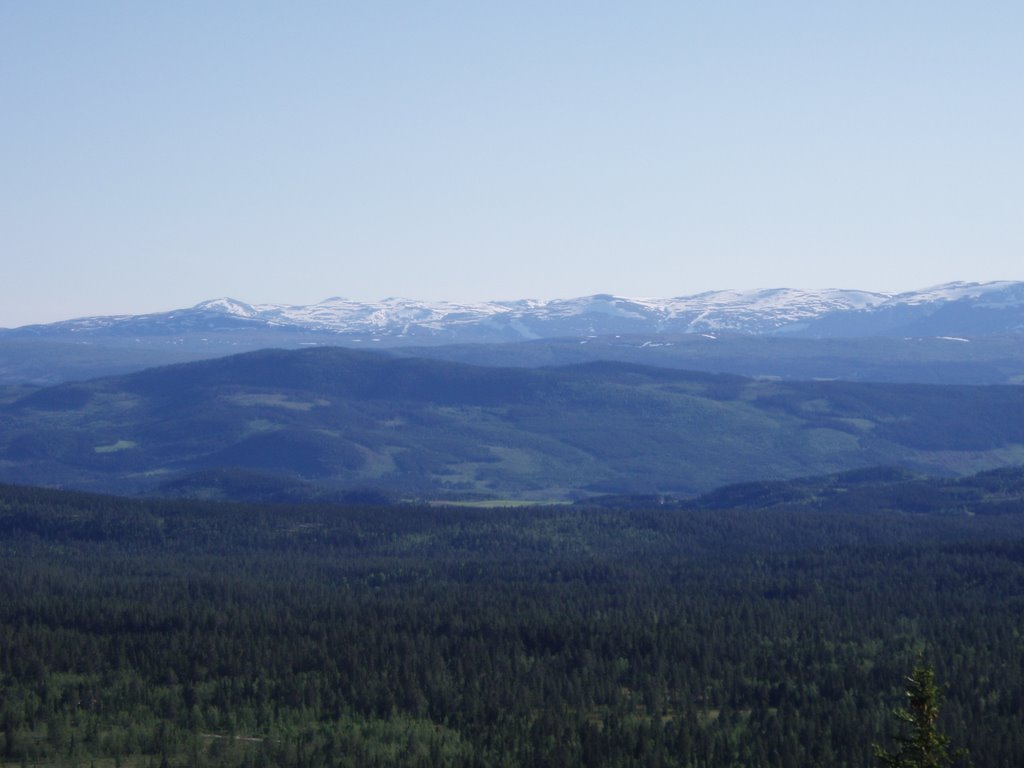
[1,482,1022,766]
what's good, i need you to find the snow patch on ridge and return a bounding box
[890,281,1019,305]
[9,281,1024,341]
[193,298,259,318]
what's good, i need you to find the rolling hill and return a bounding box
[2,346,1024,500]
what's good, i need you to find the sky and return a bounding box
[2,2,1022,328]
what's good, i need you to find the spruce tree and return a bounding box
[874,655,968,768]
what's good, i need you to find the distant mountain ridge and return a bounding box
[7,281,1024,344]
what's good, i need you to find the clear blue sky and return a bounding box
[2,2,1022,327]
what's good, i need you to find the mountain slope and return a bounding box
[2,347,1024,500]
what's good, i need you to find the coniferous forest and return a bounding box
[1,476,1023,767]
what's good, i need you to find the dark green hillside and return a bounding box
[1,478,1023,766]
[3,347,1024,499]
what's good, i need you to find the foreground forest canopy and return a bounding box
[1,469,1022,767]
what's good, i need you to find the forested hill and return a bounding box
[3,346,1024,500]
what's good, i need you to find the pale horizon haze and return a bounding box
[2,3,1022,328]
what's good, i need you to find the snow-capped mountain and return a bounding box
[6,281,1024,345]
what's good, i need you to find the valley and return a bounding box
[2,285,1023,767]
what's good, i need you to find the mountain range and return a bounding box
[4,281,1024,387]
[7,280,1024,343]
